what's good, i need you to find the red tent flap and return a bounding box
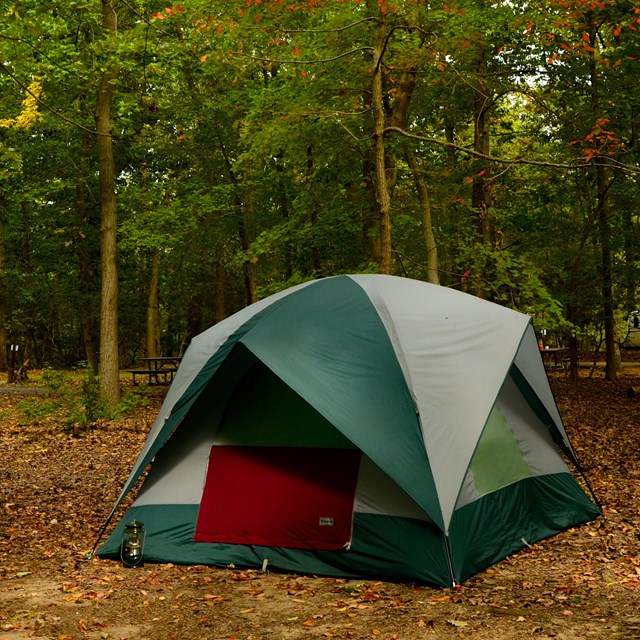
[194,446,360,550]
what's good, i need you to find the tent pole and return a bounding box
[86,510,118,560]
[563,439,603,513]
[575,463,604,513]
[442,532,457,589]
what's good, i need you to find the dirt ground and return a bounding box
[1,366,639,640]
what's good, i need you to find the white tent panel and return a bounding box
[350,274,531,531]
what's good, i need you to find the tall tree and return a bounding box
[96,0,120,403]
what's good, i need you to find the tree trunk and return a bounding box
[0,200,7,372]
[216,131,257,306]
[275,153,293,280]
[385,68,417,199]
[405,146,440,285]
[623,206,636,315]
[146,249,161,358]
[444,114,457,169]
[214,260,226,324]
[307,146,322,276]
[371,11,392,274]
[588,24,618,382]
[361,149,380,266]
[238,199,258,306]
[19,202,33,367]
[96,0,120,404]
[76,131,99,374]
[471,93,493,245]
[597,161,618,381]
[469,35,497,299]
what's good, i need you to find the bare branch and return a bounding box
[234,46,373,66]
[384,126,640,174]
[0,34,73,71]
[277,17,378,34]
[117,0,178,39]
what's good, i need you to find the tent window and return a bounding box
[194,446,360,550]
[470,406,531,497]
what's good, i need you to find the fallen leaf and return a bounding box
[448,619,469,627]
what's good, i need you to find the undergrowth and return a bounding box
[17,365,149,435]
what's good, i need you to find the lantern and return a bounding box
[120,520,145,568]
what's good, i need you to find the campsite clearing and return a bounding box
[1,368,639,640]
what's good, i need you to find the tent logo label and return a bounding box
[319,517,335,527]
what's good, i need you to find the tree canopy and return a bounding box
[1,0,640,392]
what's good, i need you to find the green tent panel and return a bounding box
[97,275,600,586]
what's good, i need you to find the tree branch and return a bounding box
[234,46,373,66]
[383,126,640,174]
[277,17,378,34]
[0,61,103,136]
[117,0,177,39]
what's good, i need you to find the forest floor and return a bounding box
[1,362,639,640]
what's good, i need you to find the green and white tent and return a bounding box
[98,274,600,586]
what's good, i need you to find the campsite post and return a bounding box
[120,520,145,568]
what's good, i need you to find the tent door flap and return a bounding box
[194,446,360,551]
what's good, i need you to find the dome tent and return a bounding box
[97,275,600,586]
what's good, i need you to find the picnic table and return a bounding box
[127,356,182,385]
[541,347,569,371]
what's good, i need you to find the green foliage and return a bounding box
[16,397,60,427]
[2,0,640,376]
[17,366,148,435]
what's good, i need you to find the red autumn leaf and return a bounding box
[293,46,301,57]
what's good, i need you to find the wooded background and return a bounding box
[1,0,639,402]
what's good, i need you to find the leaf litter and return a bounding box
[1,367,639,640]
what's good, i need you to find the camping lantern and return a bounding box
[120,520,145,568]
